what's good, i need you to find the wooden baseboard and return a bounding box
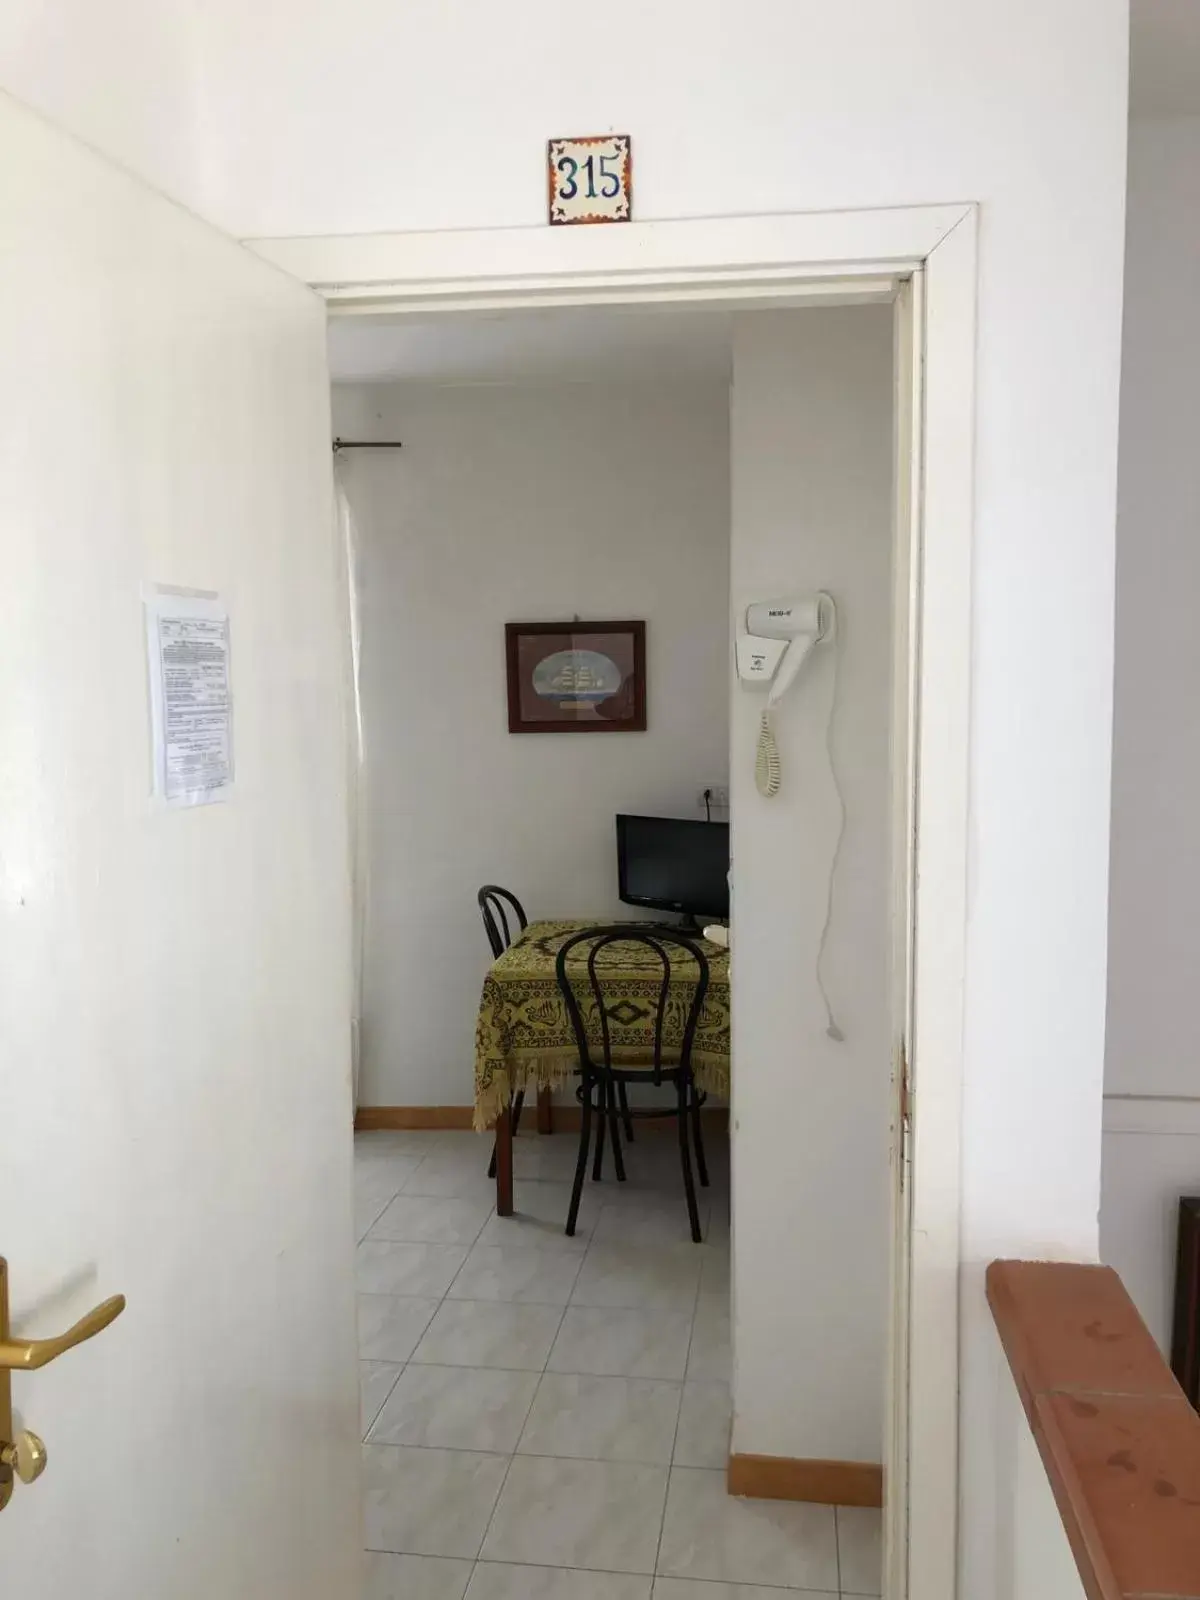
[354,1106,475,1130]
[727,1453,883,1507]
[354,1105,730,1135]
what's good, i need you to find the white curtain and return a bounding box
[335,459,368,1110]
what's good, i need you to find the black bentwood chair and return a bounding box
[555,926,710,1243]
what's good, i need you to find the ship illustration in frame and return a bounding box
[505,620,646,733]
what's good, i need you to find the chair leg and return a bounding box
[566,1086,592,1236]
[618,1082,634,1142]
[690,1086,709,1189]
[607,1081,627,1183]
[592,1083,607,1181]
[677,1080,703,1243]
[488,1088,526,1179]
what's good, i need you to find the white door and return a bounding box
[0,93,360,1596]
[884,271,923,1600]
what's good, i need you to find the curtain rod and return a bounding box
[332,438,403,453]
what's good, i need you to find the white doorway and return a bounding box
[304,202,975,1600]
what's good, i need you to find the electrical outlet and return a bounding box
[698,785,730,812]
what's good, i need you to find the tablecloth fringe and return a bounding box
[473,1052,731,1133]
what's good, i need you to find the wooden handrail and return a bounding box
[988,1259,1200,1600]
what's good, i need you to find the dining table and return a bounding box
[473,918,731,1214]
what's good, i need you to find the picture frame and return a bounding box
[505,620,646,734]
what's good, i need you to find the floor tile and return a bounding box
[357,1239,471,1297]
[403,1171,500,1202]
[356,1146,428,1180]
[512,1136,585,1182]
[593,1166,691,1204]
[361,1360,404,1436]
[356,1152,428,1189]
[705,1196,731,1246]
[548,1307,693,1380]
[467,1564,652,1599]
[479,1453,669,1574]
[475,1180,599,1248]
[592,1196,710,1248]
[571,1243,704,1313]
[369,1363,540,1453]
[837,1504,884,1595]
[652,1583,834,1599]
[398,1129,487,1154]
[672,1381,731,1469]
[356,1162,422,1239]
[448,1242,585,1304]
[657,1468,839,1590]
[364,1551,473,1600]
[357,1188,401,1242]
[698,1246,731,1295]
[402,1148,500,1200]
[362,1443,508,1559]
[518,1372,683,1464]
[358,1294,442,1362]
[412,1297,566,1370]
[685,1293,731,1382]
[369,1194,494,1245]
[357,1130,434,1159]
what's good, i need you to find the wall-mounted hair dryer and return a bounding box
[736,589,845,1044]
[736,592,836,797]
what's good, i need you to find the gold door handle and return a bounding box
[0,1294,126,1370]
[1,1432,47,1484]
[0,1258,126,1512]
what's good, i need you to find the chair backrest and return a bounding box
[555,926,710,1085]
[478,885,528,959]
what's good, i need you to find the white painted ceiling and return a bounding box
[327,305,735,387]
[1131,0,1200,115]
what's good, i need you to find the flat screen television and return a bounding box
[616,813,730,921]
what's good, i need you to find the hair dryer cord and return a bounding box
[755,709,781,798]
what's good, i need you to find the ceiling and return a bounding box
[1131,0,1200,115]
[327,305,736,387]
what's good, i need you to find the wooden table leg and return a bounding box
[495,1104,514,1216]
[536,1087,554,1135]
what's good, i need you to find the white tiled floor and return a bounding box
[355,1129,882,1599]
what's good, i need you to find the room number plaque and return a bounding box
[547,134,632,225]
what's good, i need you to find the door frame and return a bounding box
[251,203,976,1600]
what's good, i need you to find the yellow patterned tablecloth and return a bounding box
[473,919,731,1131]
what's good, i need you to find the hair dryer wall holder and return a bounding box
[736,591,836,707]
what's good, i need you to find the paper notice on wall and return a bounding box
[145,587,233,806]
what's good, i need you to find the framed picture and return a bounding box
[505,620,646,734]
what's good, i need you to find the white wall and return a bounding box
[992,1333,1089,1600]
[1101,1099,1200,1351]
[333,379,730,1107]
[0,3,215,217]
[1101,114,1200,1350]
[730,307,894,1463]
[0,91,359,1597]
[0,4,1131,1589]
